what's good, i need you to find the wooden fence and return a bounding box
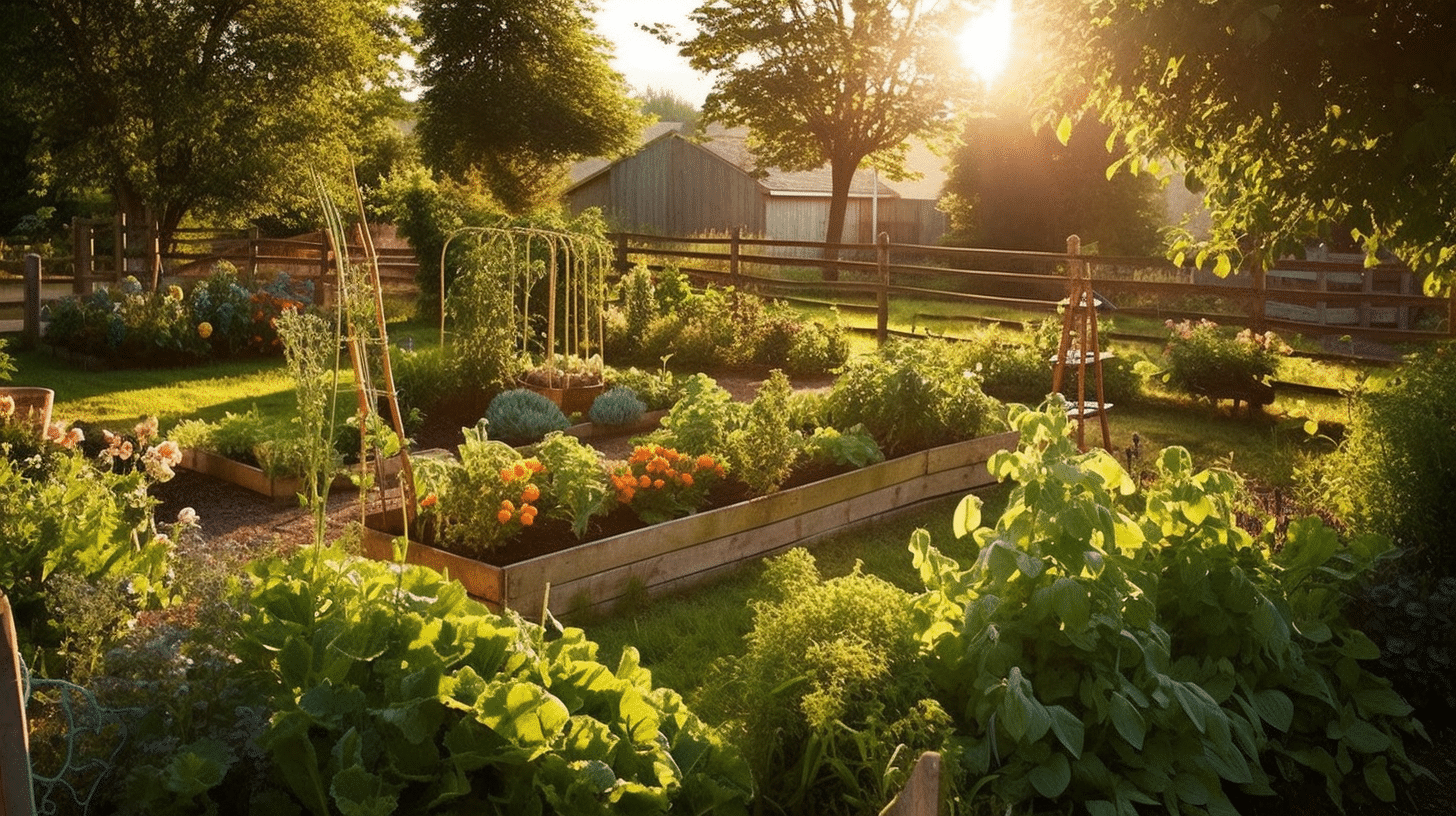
[610,229,1455,346]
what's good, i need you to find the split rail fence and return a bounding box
[610,229,1455,348]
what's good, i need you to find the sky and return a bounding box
[591,0,714,107]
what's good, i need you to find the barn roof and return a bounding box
[566,121,942,200]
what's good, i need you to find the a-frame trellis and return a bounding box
[1051,235,1113,451]
[316,177,417,529]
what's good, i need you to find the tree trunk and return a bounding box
[820,155,860,283]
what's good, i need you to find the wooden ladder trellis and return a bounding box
[317,177,417,529]
[1051,234,1113,451]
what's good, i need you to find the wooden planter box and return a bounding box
[179,449,364,502]
[361,430,1017,619]
[562,409,668,443]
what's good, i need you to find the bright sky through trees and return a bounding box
[959,0,1014,83]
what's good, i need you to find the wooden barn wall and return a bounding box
[568,138,763,237]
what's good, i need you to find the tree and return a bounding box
[939,107,1163,255]
[414,0,646,213]
[638,87,700,131]
[1030,0,1456,285]
[0,0,410,262]
[678,0,976,279]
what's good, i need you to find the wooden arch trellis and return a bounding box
[437,226,613,382]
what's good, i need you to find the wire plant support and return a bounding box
[1051,234,1113,451]
[437,226,612,386]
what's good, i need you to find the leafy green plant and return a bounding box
[803,424,884,469]
[390,344,455,413]
[910,402,1426,815]
[534,432,612,539]
[784,312,850,375]
[644,373,744,457]
[605,365,682,411]
[826,338,1002,455]
[447,238,529,392]
[485,388,570,445]
[619,262,658,339]
[0,421,177,677]
[726,370,802,496]
[108,544,754,815]
[700,548,945,815]
[588,386,646,427]
[169,408,320,479]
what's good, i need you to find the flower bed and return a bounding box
[361,430,1017,618]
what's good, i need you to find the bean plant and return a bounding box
[912,402,1427,814]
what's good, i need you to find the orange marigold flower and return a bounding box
[500,467,515,482]
[496,509,512,524]
[630,447,652,464]
[638,475,652,489]
[521,484,541,503]
[653,479,665,489]
[421,493,438,508]
[500,499,515,512]
[619,486,635,503]
[520,512,535,527]
[680,473,694,486]
[697,454,715,470]
[525,459,545,473]
[513,462,529,479]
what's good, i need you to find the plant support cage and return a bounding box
[439,226,612,383]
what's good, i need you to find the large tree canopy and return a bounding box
[940,104,1164,256]
[0,0,410,253]
[679,0,976,275]
[414,0,646,213]
[1031,0,1456,285]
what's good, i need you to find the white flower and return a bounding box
[177,507,199,527]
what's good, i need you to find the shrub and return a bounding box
[588,386,647,427]
[784,312,850,374]
[1161,318,1289,395]
[186,263,260,357]
[102,545,754,815]
[390,343,454,413]
[803,424,884,469]
[825,338,1002,455]
[619,262,658,339]
[726,370,802,496]
[485,388,570,445]
[700,549,943,815]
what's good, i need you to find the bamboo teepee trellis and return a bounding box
[1050,235,1113,451]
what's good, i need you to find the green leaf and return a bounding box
[1342,718,1390,754]
[1056,115,1073,146]
[279,636,314,689]
[1213,254,1233,278]
[163,739,234,798]
[1109,692,1146,750]
[475,680,570,756]
[1352,687,1413,718]
[1250,689,1294,732]
[1051,578,1091,632]
[1339,630,1381,661]
[330,765,402,816]
[258,709,331,816]
[952,494,982,539]
[1048,705,1085,758]
[1028,752,1071,798]
[1363,757,1397,802]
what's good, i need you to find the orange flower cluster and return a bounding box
[610,445,723,509]
[496,458,545,526]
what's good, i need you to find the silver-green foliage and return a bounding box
[913,402,1426,814]
[485,388,570,445]
[587,387,646,427]
[116,545,754,815]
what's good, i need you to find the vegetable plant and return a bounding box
[110,544,755,815]
[726,370,802,496]
[414,422,546,553]
[911,401,1427,814]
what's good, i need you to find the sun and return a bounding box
[959,0,1015,84]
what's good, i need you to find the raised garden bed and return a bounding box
[179,449,369,502]
[361,430,1017,619]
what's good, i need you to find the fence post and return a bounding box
[22,254,42,346]
[248,227,260,279]
[72,217,91,294]
[614,233,629,274]
[730,227,741,289]
[876,231,890,346]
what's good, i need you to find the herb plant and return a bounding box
[588,386,646,427]
[534,432,612,539]
[414,422,546,554]
[726,370,802,496]
[485,388,570,445]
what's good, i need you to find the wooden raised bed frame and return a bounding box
[361,431,1017,619]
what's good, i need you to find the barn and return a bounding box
[564,122,947,248]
